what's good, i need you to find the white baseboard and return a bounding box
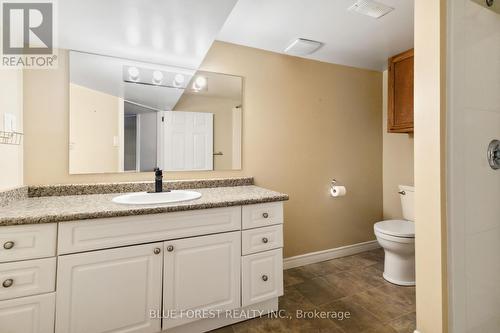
[283,240,381,270]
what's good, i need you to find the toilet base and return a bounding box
[383,272,415,286]
[375,231,415,287]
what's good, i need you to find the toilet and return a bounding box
[374,185,415,286]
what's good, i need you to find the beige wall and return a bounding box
[174,94,239,170]
[0,69,23,190]
[69,84,122,174]
[414,0,448,332]
[382,70,414,219]
[23,42,383,258]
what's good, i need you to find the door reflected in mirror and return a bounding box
[68,51,243,174]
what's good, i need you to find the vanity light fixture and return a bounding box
[173,74,185,88]
[152,70,164,85]
[128,66,140,82]
[192,76,207,91]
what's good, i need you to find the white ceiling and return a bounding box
[217,0,414,71]
[59,0,238,69]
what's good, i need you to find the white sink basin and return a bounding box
[112,190,202,205]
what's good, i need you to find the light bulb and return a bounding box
[128,66,140,81]
[152,70,163,85]
[193,76,207,90]
[173,74,185,87]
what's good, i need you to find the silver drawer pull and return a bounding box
[261,275,268,282]
[262,237,269,244]
[2,279,13,288]
[3,241,15,250]
[153,248,161,255]
[262,213,269,219]
[166,245,174,252]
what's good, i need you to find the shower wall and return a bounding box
[447,0,500,332]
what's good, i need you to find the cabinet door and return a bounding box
[242,248,283,306]
[388,48,414,133]
[55,243,163,333]
[0,292,55,333]
[163,231,240,329]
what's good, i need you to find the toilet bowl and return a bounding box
[374,185,415,286]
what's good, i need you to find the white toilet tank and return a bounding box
[399,185,415,221]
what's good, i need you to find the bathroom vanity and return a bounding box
[0,179,288,333]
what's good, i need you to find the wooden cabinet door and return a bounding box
[162,231,240,329]
[55,243,163,333]
[0,293,55,333]
[388,49,414,133]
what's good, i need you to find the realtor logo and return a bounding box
[1,0,57,68]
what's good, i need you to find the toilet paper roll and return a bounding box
[330,185,347,197]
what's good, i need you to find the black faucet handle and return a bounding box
[154,168,163,176]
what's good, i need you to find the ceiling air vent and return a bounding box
[284,38,323,56]
[348,0,395,19]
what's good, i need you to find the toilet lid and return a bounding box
[374,220,415,238]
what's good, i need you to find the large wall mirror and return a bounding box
[69,51,243,174]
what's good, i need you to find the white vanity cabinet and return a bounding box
[0,201,285,333]
[55,242,163,333]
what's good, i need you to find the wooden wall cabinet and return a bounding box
[388,48,414,133]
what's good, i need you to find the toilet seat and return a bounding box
[374,220,415,238]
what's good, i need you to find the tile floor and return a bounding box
[212,249,416,333]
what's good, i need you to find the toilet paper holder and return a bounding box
[330,179,347,197]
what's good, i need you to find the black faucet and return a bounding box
[154,168,163,193]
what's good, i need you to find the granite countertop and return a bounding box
[0,185,288,226]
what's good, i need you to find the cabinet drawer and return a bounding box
[0,292,55,333]
[242,225,283,255]
[0,224,57,263]
[242,248,283,307]
[58,206,241,254]
[242,202,283,230]
[0,257,56,301]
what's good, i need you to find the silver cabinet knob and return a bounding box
[153,248,161,255]
[262,237,269,244]
[262,213,269,219]
[261,275,268,282]
[166,245,174,252]
[2,279,13,288]
[3,241,14,250]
